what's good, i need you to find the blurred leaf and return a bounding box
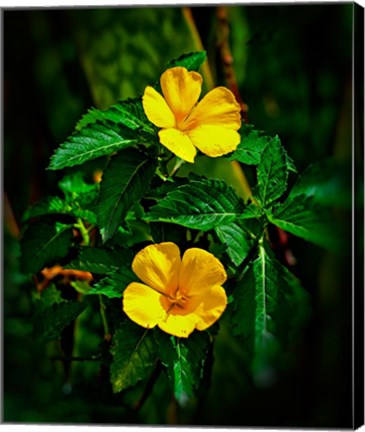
[288,158,351,208]
[34,297,87,342]
[70,279,92,294]
[71,8,199,108]
[110,322,157,393]
[145,177,245,231]
[228,124,272,165]
[268,195,345,253]
[254,136,289,207]
[86,268,137,299]
[22,196,70,221]
[149,222,187,245]
[232,242,310,384]
[155,330,210,406]
[97,149,156,242]
[20,220,73,274]
[22,196,97,225]
[65,246,131,274]
[58,172,98,195]
[48,121,141,170]
[166,51,206,71]
[76,98,155,135]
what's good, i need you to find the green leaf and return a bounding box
[145,178,245,231]
[48,121,139,170]
[58,172,98,196]
[86,268,137,299]
[255,136,289,207]
[155,331,210,406]
[76,98,155,135]
[22,196,70,221]
[70,280,92,295]
[34,297,87,342]
[228,124,272,165]
[166,51,207,71]
[65,246,130,274]
[215,221,255,266]
[22,196,97,225]
[97,149,156,242]
[232,242,310,383]
[20,220,73,274]
[287,158,351,208]
[268,195,346,253]
[110,322,157,393]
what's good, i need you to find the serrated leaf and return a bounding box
[255,136,289,207]
[166,51,206,71]
[155,331,210,406]
[65,246,130,275]
[228,124,272,165]
[86,268,137,299]
[110,322,157,393]
[145,178,245,231]
[215,221,255,266]
[34,299,87,342]
[48,121,139,170]
[76,98,155,135]
[97,149,156,242]
[22,196,70,221]
[20,220,73,274]
[22,196,97,225]
[268,195,346,253]
[232,243,310,383]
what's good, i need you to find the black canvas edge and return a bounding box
[354,1,365,430]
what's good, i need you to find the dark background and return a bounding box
[3,4,358,427]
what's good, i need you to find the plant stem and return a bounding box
[99,294,111,341]
[216,6,249,123]
[74,218,110,339]
[75,217,90,246]
[182,7,215,91]
[169,158,185,177]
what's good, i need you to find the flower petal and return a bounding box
[187,87,241,130]
[179,248,227,299]
[159,128,197,163]
[142,86,175,128]
[123,282,166,329]
[132,242,181,294]
[188,125,241,157]
[161,67,202,121]
[158,312,199,338]
[194,285,227,330]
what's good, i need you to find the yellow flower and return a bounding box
[123,242,227,338]
[142,67,241,163]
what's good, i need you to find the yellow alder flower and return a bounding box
[123,242,228,338]
[142,67,242,163]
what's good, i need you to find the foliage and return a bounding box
[11,17,352,424]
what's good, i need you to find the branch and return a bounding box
[216,6,249,123]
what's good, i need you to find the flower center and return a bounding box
[175,108,198,132]
[167,288,189,309]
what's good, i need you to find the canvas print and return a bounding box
[3,2,363,428]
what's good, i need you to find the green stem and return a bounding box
[74,218,110,339]
[169,158,185,178]
[98,294,110,340]
[74,218,90,246]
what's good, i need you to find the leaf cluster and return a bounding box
[19,51,349,406]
